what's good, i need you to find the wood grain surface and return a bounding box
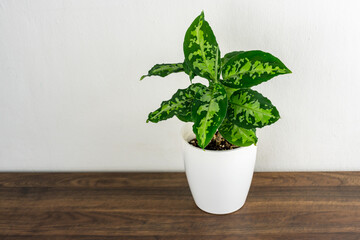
[1,172,360,239]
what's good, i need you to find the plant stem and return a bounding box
[215,131,222,146]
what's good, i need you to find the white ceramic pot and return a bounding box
[181,123,257,214]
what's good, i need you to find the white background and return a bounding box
[1,0,360,171]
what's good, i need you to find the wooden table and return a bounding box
[1,172,360,239]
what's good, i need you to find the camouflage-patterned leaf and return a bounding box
[192,83,228,148]
[140,63,184,80]
[183,11,221,82]
[221,51,244,66]
[221,50,291,88]
[227,89,280,129]
[175,84,206,122]
[147,83,206,123]
[219,118,257,147]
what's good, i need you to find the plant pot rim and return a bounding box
[181,123,256,154]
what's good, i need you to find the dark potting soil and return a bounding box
[188,131,239,151]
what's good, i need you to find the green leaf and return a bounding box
[183,11,221,82]
[221,50,291,88]
[221,51,244,66]
[222,85,238,100]
[183,60,195,81]
[219,118,257,147]
[140,63,184,80]
[192,83,228,148]
[227,89,280,129]
[147,83,206,123]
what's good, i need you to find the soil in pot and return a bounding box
[189,131,239,151]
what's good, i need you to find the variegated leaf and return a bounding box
[227,89,280,129]
[221,50,291,88]
[219,118,257,147]
[147,83,206,123]
[192,83,228,148]
[183,11,221,82]
[140,63,184,80]
[221,51,244,66]
[175,84,206,122]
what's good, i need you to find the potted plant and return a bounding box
[141,12,291,214]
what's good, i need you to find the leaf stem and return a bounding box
[214,46,219,83]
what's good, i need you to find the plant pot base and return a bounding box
[193,199,246,215]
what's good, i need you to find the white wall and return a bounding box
[1,0,360,171]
